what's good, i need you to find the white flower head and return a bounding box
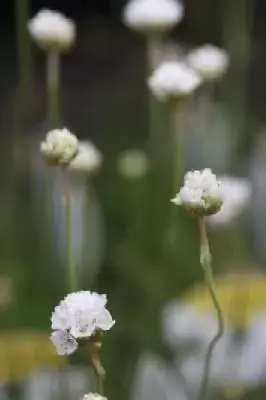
[148,61,201,102]
[187,44,229,81]
[171,168,223,216]
[82,394,107,400]
[117,149,149,180]
[69,141,102,175]
[50,291,115,355]
[123,0,184,35]
[28,9,75,52]
[207,176,252,227]
[50,330,78,355]
[40,128,79,166]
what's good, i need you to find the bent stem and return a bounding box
[47,50,60,128]
[89,338,105,395]
[62,167,76,291]
[197,217,224,400]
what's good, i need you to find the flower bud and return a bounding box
[40,128,79,166]
[28,9,75,52]
[171,168,223,216]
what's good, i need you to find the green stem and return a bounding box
[169,101,181,191]
[47,50,60,128]
[197,217,224,400]
[15,0,32,109]
[62,168,76,291]
[89,340,105,395]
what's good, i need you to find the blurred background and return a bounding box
[2,0,266,399]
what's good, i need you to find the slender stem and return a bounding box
[62,168,76,291]
[47,50,60,128]
[15,0,32,110]
[89,339,105,395]
[169,101,181,191]
[197,217,224,400]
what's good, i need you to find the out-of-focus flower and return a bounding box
[162,302,218,349]
[40,128,79,166]
[123,0,184,35]
[50,330,78,356]
[171,168,223,216]
[117,149,149,180]
[69,141,102,175]
[207,176,252,227]
[148,61,201,102]
[51,291,115,355]
[187,44,229,81]
[28,9,75,51]
[82,393,107,400]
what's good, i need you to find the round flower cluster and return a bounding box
[123,0,184,35]
[187,44,229,81]
[82,394,107,400]
[148,61,201,102]
[40,128,79,166]
[69,141,102,175]
[171,168,223,216]
[208,176,252,227]
[28,9,76,52]
[50,291,115,355]
[117,149,149,180]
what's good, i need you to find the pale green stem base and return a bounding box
[89,340,105,395]
[47,50,60,128]
[198,217,225,400]
[62,168,76,291]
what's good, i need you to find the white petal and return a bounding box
[70,313,96,338]
[50,330,78,355]
[96,309,115,331]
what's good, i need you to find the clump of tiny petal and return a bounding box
[187,44,229,81]
[207,176,252,227]
[50,291,115,355]
[82,394,107,400]
[69,141,102,175]
[117,149,149,180]
[171,168,223,216]
[148,61,202,102]
[40,128,79,166]
[28,9,75,52]
[123,0,184,35]
[50,330,78,355]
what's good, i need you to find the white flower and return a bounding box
[69,141,102,174]
[162,302,218,349]
[171,168,223,216]
[207,176,252,227]
[123,0,184,35]
[82,394,107,400]
[50,291,115,355]
[117,149,149,180]
[148,61,201,102]
[40,128,79,165]
[50,330,78,355]
[28,9,75,51]
[187,44,229,81]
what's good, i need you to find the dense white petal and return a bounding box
[148,61,201,101]
[50,330,78,355]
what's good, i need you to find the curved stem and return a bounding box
[197,217,224,400]
[89,339,105,395]
[47,50,60,128]
[62,168,76,291]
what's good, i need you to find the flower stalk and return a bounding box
[47,50,60,128]
[62,167,76,291]
[197,216,224,400]
[89,337,105,395]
